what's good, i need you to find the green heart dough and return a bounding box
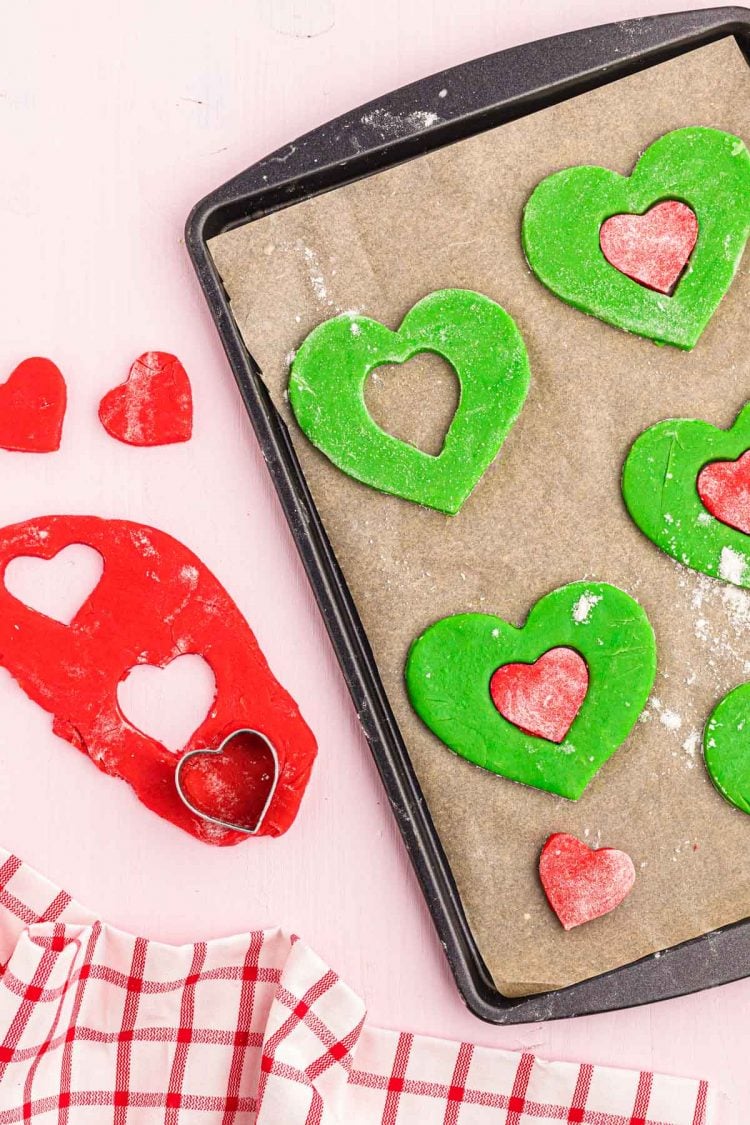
[405,581,656,800]
[704,683,750,815]
[622,401,750,588]
[522,127,750,349]
[288,289,530,514]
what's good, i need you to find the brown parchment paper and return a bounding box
[209,37,750,996]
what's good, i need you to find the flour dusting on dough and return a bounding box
[719,545,746,584]
[572,592,602,624]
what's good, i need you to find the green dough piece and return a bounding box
[522,127,750,349]
[622,400,750,588]
[404,581,656,800]
[288,289,530,514]
[704,683,750,815]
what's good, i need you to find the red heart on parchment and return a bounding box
[489,647,588,744]
[176,730,279,834]
[98,351,193,446]
[599,200,698,295]
[539,833,636,930]
[697,450,750,535]
[0,358,66,453]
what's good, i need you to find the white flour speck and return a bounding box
[572,592,602,624]
[682,729,700,761]
[361,107,443,137]
[719,546,746,585]
[302,246,332,306]
[659,709,682,732]
[722,583,750,628]
[694,617,710,641]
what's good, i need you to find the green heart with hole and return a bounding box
[288,289,530,514]
[522,127,750,349]
[405,581,656,800]
[623,400,750,588]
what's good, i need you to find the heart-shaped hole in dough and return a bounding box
[364,352,459,457]
[117,653,216,752]
[5,543,104,624]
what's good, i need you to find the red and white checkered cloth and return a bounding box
[0,846,713,1123]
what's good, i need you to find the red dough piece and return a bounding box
[0,516,316,845]
[0,358,66,453]
[98,352,193,446]
[697,450,750,535]
[489,647,588,743]
[599,200,698,295]
[539,833,636,930]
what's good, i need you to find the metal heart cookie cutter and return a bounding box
[175,727,280,835]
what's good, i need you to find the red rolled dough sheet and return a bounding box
[0,515,317,844]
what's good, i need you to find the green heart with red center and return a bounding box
[522,127,750,349]
[288,289,530,514]
[405,581,656,799]
[623,400,750,588]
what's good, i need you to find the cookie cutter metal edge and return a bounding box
[175,727,280,835]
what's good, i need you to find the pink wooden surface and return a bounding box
[0,1,745,1118]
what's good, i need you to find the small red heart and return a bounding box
[697,450,750,535]
[98,351,193,446]
[539,833,636,930]
[0,358,66,453]
[489,647,588,743]
[176,729,278,833]
[600,200,698,295]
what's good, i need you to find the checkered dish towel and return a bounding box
[0,847,712,1123]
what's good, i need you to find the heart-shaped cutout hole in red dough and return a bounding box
[176,729,278,833]
[539,833,636,930]
[489,647,588,743]
[600,200,698,295]
[697,449,750,535]
[4,544,103,624]
[117,653,216,752]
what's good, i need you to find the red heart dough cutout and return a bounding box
[0,516,316,844]
[697,449,750,535]
[489,647,588,743]
[539,833,636,930]
[177,730,278,833]
[98,351,193,446]
[599,200,698,295]
[0,358,66,453]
